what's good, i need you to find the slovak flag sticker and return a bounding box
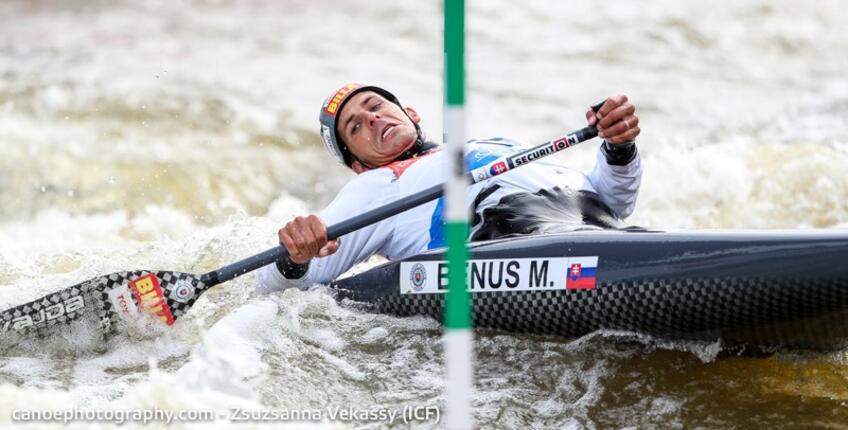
[489,161,508,176]
[567,257,598,290]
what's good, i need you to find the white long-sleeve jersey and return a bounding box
[256,138,641,294]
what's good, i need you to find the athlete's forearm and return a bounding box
[588,144,642,219]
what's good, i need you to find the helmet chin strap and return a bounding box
[391,130,440,162]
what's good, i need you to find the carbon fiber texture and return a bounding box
[357,276,848,348]
[1,271,206,338]
[332,231,848,350]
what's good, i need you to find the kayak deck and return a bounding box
[330,230,848,350]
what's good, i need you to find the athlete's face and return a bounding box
[337,91,421,172]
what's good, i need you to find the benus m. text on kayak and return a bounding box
[257,83,642,292]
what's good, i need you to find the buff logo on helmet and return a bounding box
[324,83,360,116]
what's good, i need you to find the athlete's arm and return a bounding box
[585,95,642,218]
[256,171,398,293]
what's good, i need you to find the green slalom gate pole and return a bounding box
[444,0,472,428]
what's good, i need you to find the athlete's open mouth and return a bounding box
[381,124,396,142]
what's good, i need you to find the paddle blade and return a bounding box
[1,270,207,339]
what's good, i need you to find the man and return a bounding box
[257,83,641,293]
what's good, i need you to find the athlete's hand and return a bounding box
[585,94,640,144]
[278,215,340,265]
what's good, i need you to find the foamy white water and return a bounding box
[1,0,847,428]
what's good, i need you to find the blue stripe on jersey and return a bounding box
[427,142,521,249]
[428,197,446,249]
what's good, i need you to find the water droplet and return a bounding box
[107,176,116,184]
[40,185,46,193]
[67,190,75,197]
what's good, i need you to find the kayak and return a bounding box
[330,229,848,350]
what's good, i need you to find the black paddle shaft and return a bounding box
[200,122,600,287]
